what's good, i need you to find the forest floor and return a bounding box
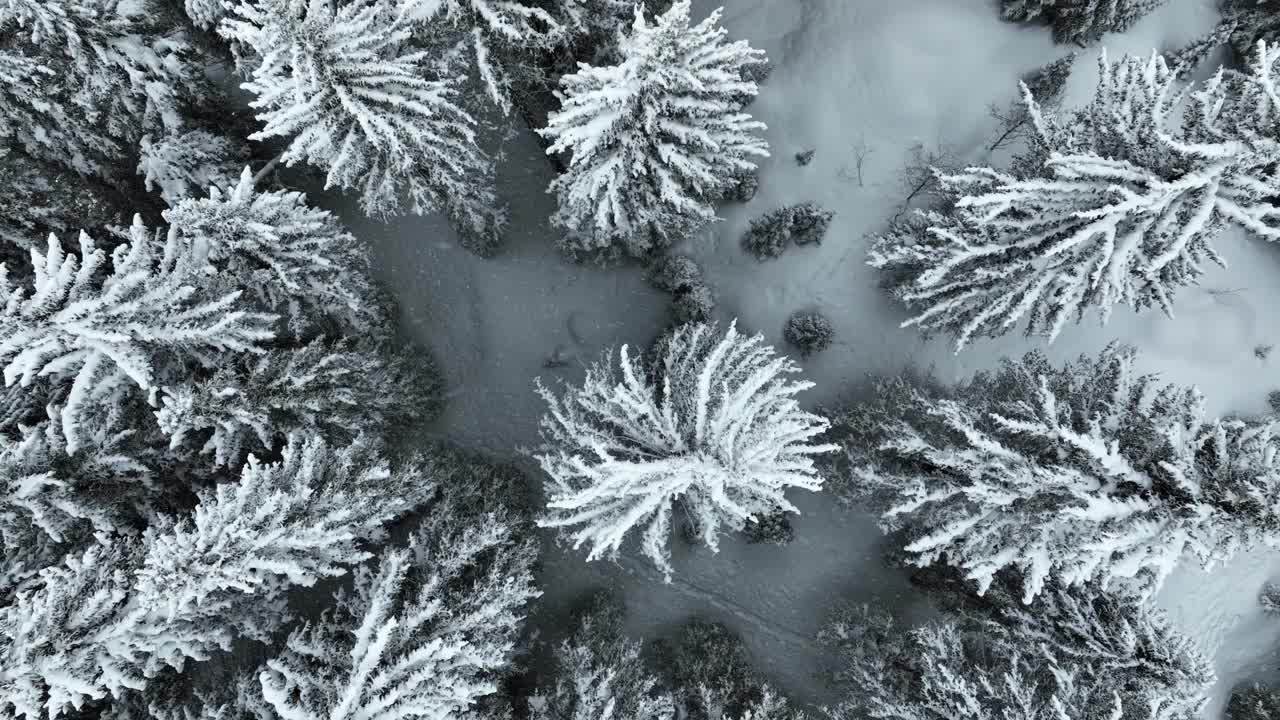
[323,0,1280,714]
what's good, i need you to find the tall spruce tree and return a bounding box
[836,344,1280,602]
[222,0,506,255]
[871,47,1280,350]
[539,1,769,260]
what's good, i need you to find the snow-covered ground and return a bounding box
[330,0,1280,714]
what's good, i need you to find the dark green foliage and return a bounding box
[672,283,715,324]
[667,619,765,720]
[741,508,795,545]
[1220,0,1280,64]
[795,149,815,166]
[742,203,835,260]
[1227,683,1280,720]
[1269,389,1280,414]
[999,0,1167,45]
[646,254,704,293]
[784,311,834,357]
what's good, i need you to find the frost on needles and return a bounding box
[533,321,835,580]
[871,43,1280,351]
[222,0,505,254]
[540,1,769,260]
[835,344,1280,602]
[822,576,1213,720]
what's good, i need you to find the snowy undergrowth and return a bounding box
[329,0,1280,714]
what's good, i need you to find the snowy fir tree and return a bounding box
[222,0,505,255]
[137,131,248,205]
[162,167,384,337]
[1227,682,1280,720]
[0,433,437,718]
[534,321,835,580]
[532,599,675,720]
[256,483,539,720]
[835,344,1280,602]
[999,0,1167,45]
[539,1,769,260]
[0,220,277,452]
[871,47,1280,351]
[397,0,573,111]
[156,337,439,467]
[0,0,204,178]
[821,578,1212,720]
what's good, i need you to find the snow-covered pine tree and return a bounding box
[0,220,276,453]
[0,0,203,177]
[222,0,505,255]
[1227,682,1280,720]
[398,0,570,111]
[138,131,249,205]
[835,344,1280,602]
[0,406,155,552]
[534,321,834,580]
[664,618,803,720]
[163,167,382,337]
[1051,0,1167,45]
[1219,0,1280,63]
[870,48,1280,351]
[0,433,436,719]
[821,580,1212,720]
[539,1,769,260]
[156,337,439,466]
[532,598,675,720]
[998,0,1166,45]
[183,0,229,30]
[988,53,1075,153]
[256,482,539,720]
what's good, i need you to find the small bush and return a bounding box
[672,283,715,324]
[1261,582,1280,615]
[784,311,834,357]
[795,149,815,166]
[741,203,835,260]
[791,203,835,245]
[741,508,795,545]
[646,254,703,293]
[1269,389,1280,414]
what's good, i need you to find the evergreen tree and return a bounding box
[256,484,539,720]
[783,311,834,358]
[540,1,769,260]
[163,167,383,337]
[0,0,204,177]
[871,48,1280,350]
[156,338,439,467]
[138,131,248,205]
[0,220,276,452]
[821,579,1212,720]
[534,321,834,580]
[741,204,834,261]
[221,0,505,254]
[532,600,675,720]
[0,433,435,719]
[398,0,571,111]
[836,344,1280,602]
[999,0,1167,45]
[1227,683,1280,720]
